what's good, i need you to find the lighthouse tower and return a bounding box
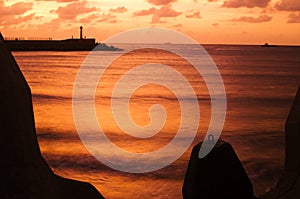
[80,26,83,39]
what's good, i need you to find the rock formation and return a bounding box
[182,140,254,199]
[0,32,104,199]
[260,87,300,199]
[182,86,300,199]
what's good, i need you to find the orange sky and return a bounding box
[1,0,300,45]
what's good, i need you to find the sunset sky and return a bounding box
[1,0,300,45]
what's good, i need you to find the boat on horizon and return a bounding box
[261,43,278,47]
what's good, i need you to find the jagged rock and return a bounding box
[260,87,300,199]
[0,32,104,199]
[182,140,254,199]
[286,87,300,175]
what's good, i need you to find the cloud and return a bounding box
[35,18,62,32]
[229,15,272,23]
[212,23,219,27]
[78,13,100,23]
[109,6,127,13]
[222,0,271,8]
[0,1,33,15]
[133,7,157,16]
[185,11,201,18]
[35,0,80,2]
[1,13,35,26]
[287,12,300,23]
[134,5,181,23]
[208,0,218,2]
[158,5,181,17]
[152,5,181,23]
[109,19,118,23]
[146,0,177,5]
[77,5,124,24]
[0,1,34,28]
[173,23,182,27]
[55,1,97,20]
[96,13,116,23]
[275,0,300,11]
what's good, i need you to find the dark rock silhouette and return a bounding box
[0,32,104,199]
[260,86,300,199]
[182,87,300,199]
[182,140,254,199]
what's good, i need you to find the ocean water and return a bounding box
[13,44,300,198]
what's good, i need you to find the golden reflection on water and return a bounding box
[94,48,211,153]
[13,45,300,198]
[15,49,211,198]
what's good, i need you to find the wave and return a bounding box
[33,92,291,104]
[32,93,71,101]
[43,151,189,180]
[37,131,79,141]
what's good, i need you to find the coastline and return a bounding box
[5,39,122,51]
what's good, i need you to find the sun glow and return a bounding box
[1,0,299,44]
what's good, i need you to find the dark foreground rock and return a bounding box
[182,140,254,199]
[0,32,104,199]
[260,86,300,199]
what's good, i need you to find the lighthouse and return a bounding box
[80,26,83,39]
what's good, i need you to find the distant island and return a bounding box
[4,26,122,51]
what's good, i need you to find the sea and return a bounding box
[13,44,300,198]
